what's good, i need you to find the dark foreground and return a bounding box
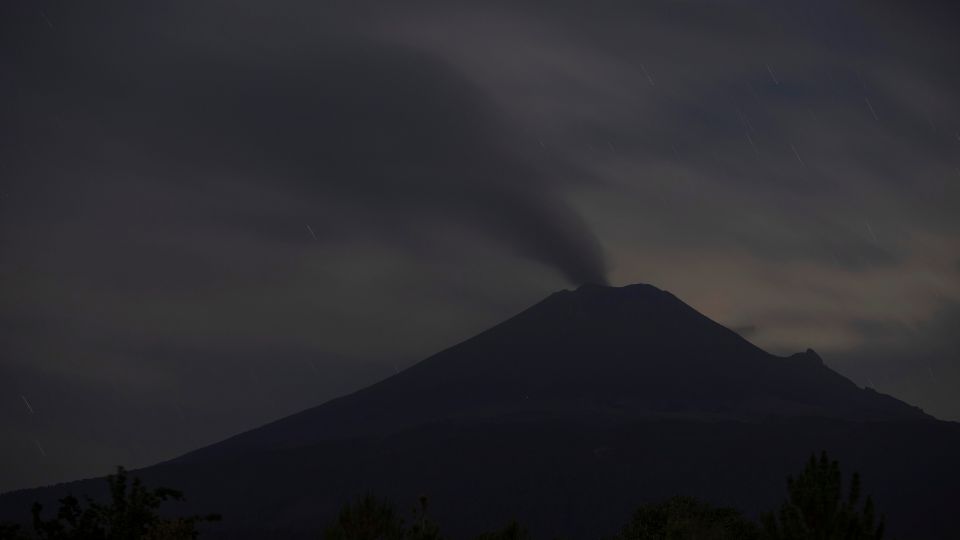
[3,417,959,539]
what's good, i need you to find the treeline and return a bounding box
[0,452,886,539]
[0,468,218,540]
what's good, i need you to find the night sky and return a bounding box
[2,0,959,492]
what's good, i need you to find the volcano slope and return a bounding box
[2,284,957,538]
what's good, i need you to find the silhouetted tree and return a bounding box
[325,494,540,540]
[323,494,405,540]
[324,495,448,540]
[762,451,884,540]
[30,466,219,539]
[405,497,442,540]
[0,521,27,540]
[616,496,758,540]
[473,520,530,540]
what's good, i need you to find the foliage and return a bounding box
[324,495,522,540]
[324,452,891,540]
[29,466,219,540]
[323,494,405,540]
[615,496,758,540]
[5,451,894,540]
[323,494,443,540]
[0,521,27,540]
[473,520,530,540]
[406,497,442,540]
[761,451,884,540]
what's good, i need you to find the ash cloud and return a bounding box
[1,4,607,286]
[1,0,609,491]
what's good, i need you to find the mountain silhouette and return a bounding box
[1,284,956,539]
[177,283,926,464]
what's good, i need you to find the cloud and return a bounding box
[1,0,958,492]
[2,6,608,286]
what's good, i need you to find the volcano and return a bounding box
[175,283,928,462]
[2,284,957,538]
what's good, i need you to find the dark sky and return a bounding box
[2,0,959,492]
